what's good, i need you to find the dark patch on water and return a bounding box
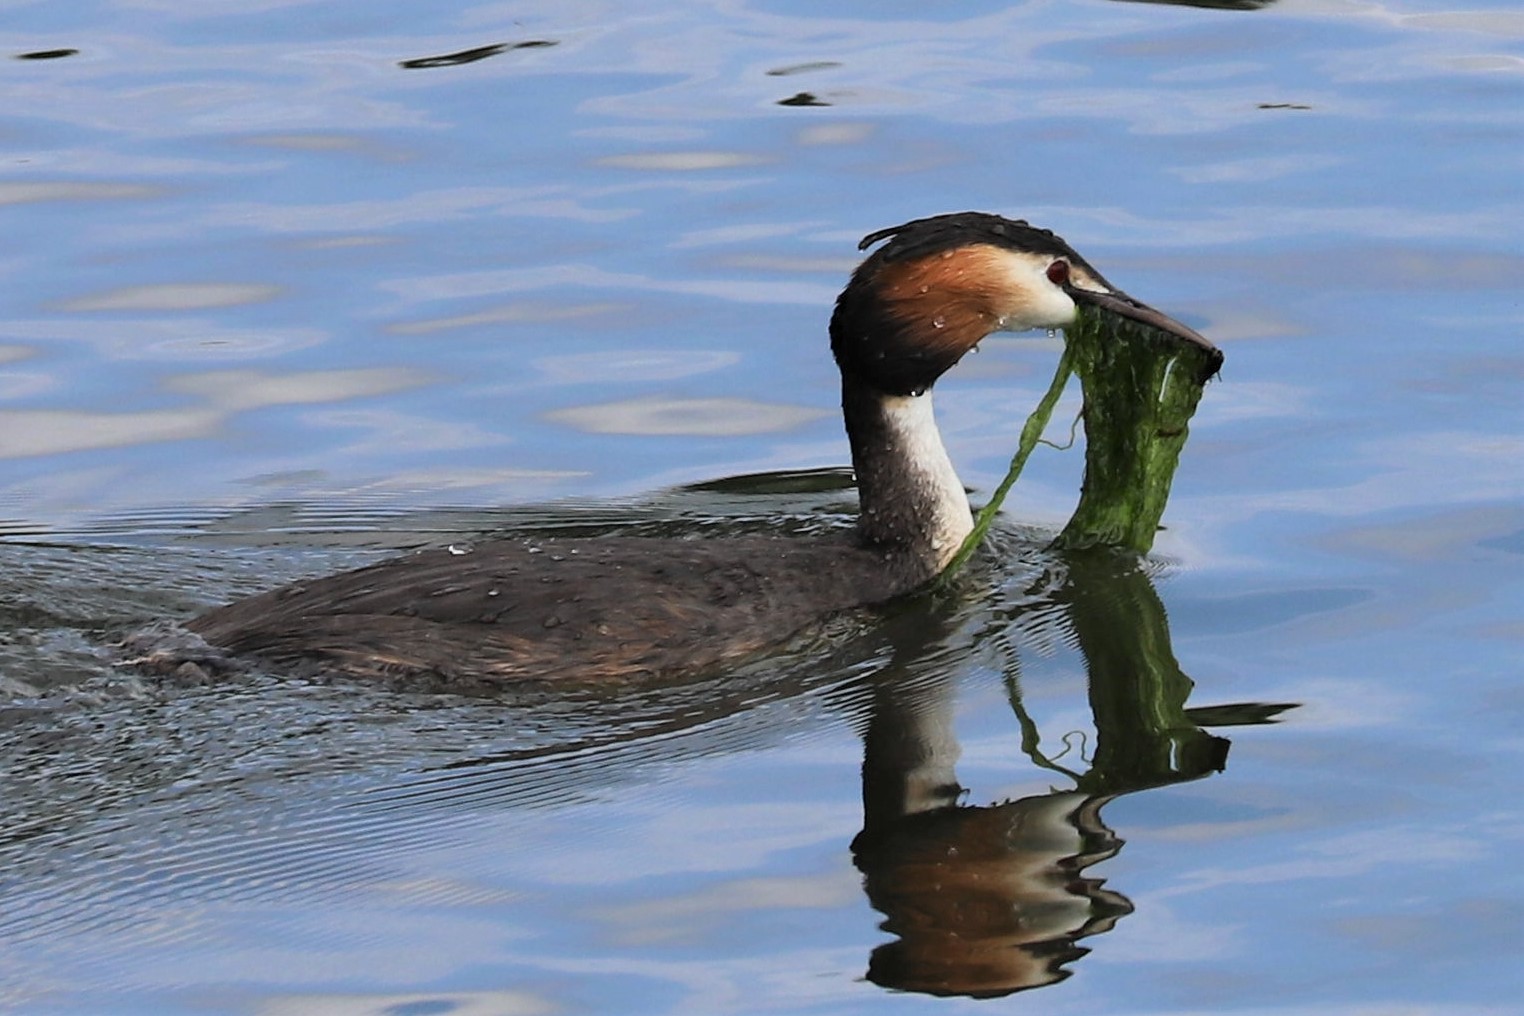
[398,39,557,69]
[778,91,830,107]
[14,48,78,60]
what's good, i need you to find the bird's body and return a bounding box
[187,533,931,686]
[184,212,1218,686]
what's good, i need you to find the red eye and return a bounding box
[1046,260,1070,285]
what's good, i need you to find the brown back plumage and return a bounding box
[186,534,935,687]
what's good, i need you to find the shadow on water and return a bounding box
[0,471,1294,1005]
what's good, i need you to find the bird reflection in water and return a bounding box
[850,549,1293,998]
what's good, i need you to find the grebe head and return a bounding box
[830,211,1215,396]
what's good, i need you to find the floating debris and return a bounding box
[399,40,557,70]
[766,61,842,77]
[778,92,830,107]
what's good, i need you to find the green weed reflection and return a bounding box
[854,549,1293,998]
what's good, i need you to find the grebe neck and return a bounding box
[842,374,973,576]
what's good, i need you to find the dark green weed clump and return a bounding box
[1055,305,1219,553]
[942,303,1220,577]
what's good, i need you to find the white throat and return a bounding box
[874,393,973,569]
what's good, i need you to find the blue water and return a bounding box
[1,1,1520,1013]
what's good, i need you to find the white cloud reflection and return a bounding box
[533,349,739,384]
[202,187,631,234]
[0,408,219,458]
[0,319,327,361]
[388,301,624,336]
[56,283,281,312]
[597,151,767,171]
[0,367,428,460]
[546,396,825,436]
[592,871,859,947]
[165,366,426,412]
[0,181,161,205]
[258,990,552,1016]
[382,263,838,306]
[302,407,505,454]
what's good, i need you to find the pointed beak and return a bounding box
[1069,286,1223,380]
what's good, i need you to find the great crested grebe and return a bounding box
[185,212,1215,686]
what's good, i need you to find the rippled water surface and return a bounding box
[2,1,1521,1013]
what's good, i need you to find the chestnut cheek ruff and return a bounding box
[832,246,1007,396]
